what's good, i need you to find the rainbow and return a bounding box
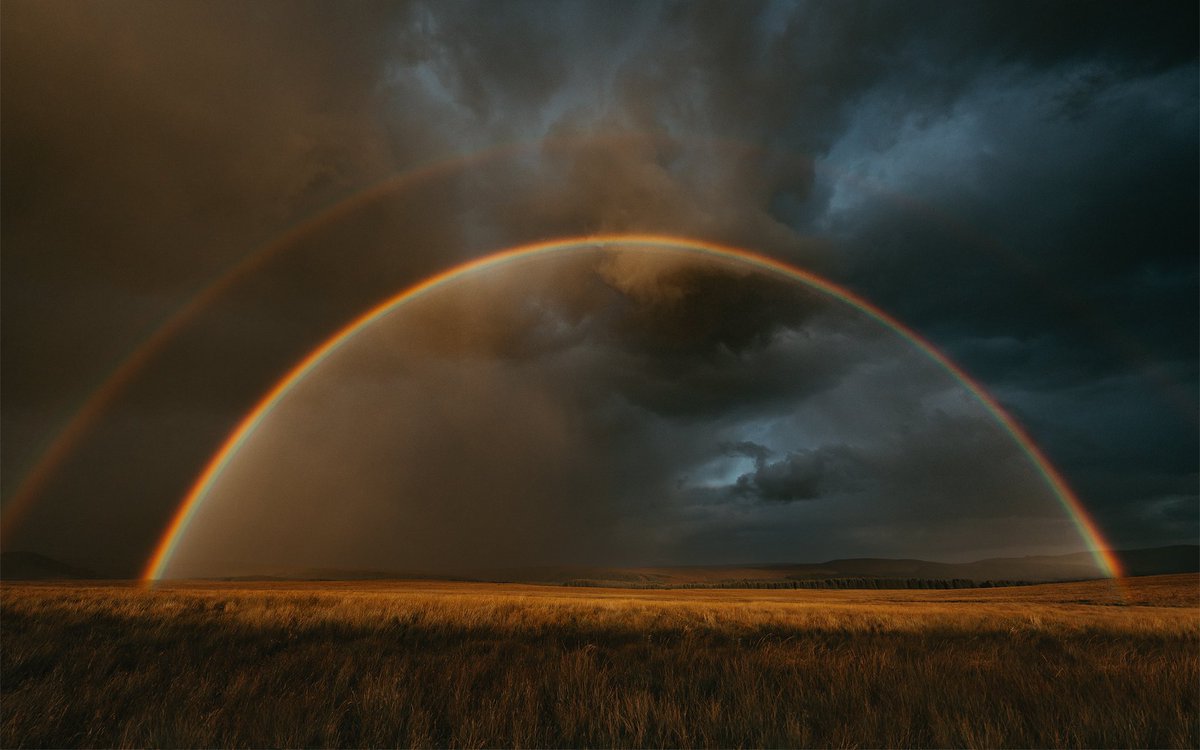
[141,234,1124,582]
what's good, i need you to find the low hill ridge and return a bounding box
[0,551,98,580]
[4,545,1194,585]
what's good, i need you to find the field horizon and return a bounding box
[3,573,1197,748]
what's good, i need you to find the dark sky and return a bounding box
[2,0,1196,577]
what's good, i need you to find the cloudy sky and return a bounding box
[2,0,1195,576]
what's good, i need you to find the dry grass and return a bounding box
[2,575,1197,748]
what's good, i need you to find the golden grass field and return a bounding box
[2,574,1197,748]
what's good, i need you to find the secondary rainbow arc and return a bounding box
[142,234,1124,582]
[1,132,720,540]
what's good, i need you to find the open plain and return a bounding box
[2,574,1197,748]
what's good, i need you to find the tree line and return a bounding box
[562,577,1039,590]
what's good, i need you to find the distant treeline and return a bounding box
[561,578,1040,590]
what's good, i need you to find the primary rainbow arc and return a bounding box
[142,233,1124,581]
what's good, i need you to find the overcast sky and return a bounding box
[2,0,1196,576]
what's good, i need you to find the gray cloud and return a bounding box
[734,444,863,503]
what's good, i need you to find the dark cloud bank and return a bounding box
[1,0,1195,575]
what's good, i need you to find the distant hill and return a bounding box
[6,545,1195,586]
[455,545,1199,588]
[0,551,98,580]
[219,567,414,582]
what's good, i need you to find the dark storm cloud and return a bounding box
[796,25,1198,545]
[723,441,773,465]
[589,258,865,419]
[2,0,1194,573]
[734,444,862,503]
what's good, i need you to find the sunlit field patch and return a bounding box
[2,575,1197,748]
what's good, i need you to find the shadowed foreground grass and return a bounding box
[2,575,1197,748]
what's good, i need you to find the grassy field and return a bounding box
[2,575,1197,748]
